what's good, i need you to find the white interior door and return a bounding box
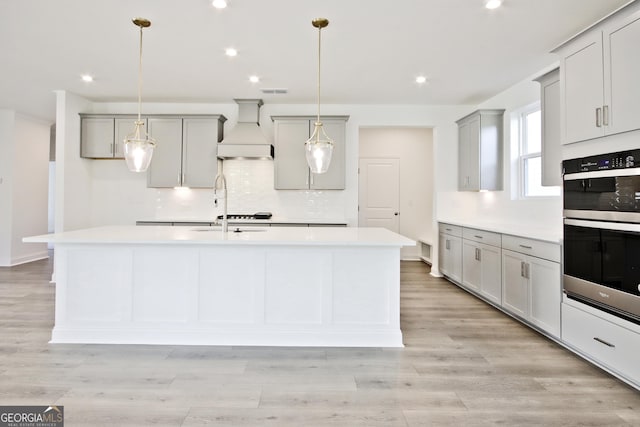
[358,158,400,233]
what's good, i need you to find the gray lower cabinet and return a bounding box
[457,109,504,191]
[271,116,348,190]
[438,224,462,284]
[439,222,561,339]
[501,235,561,338]
[80,115,139,159]
[147,115,225,188]
[461,228,502,305]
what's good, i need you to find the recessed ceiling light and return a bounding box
[81,74,94,82]
[225,47,238,57]
[415,75,427,84]
[249,75,260,83]
[212,0,227,9]
[484,0,502,9]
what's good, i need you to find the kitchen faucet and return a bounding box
[213,161,228,233]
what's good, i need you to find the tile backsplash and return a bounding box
[153,160,348,221]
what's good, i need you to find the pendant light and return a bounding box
[305,18,333,174]
[123,18,156,173]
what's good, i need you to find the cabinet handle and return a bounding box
[109,143,113,155]
[445,228,452,232]
[474,235,483,239]
[525,262,530,279]
[475,248,481,262]
[603,105,609,126]
[519,244,532,249]
[593,337,615,348]
[446,239,450,250]
[521,261,529,279]
[596,107,602,127]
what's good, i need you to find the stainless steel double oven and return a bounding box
[563,149,640,325]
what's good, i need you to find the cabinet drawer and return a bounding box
[439,223,462,237]
[463,227,501,247]
[502,234,560,262]
[562,303,640,385]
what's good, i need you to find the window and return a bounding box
[518,104,560,198]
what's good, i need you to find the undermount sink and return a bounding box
[191,226,266,233]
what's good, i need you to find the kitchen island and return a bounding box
[24,226,414,347]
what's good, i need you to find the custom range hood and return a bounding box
[217,99,274,159]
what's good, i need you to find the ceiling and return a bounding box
[0,0,632,122]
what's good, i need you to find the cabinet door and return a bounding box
[604,10,640,136]
[538,71,562,186]
[441,235,462,284]
[562,32,605,144]
[502,249,528,318]
[462,240,481,292]
[114,117,139,159]
[81,118,114,158]
[147,118,183,188]
[458,115,480,191]
[529,256,561,337]
[479,244,501,305]
[274,119,311,190]
[182,118,218,188]
[311,119,346,190]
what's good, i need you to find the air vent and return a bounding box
[260,88,288,94]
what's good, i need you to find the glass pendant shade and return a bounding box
[123,120,156,172]
[305,122,334,174]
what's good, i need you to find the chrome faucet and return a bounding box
[213,161,228,233]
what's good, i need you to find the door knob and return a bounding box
[394,212,399,216]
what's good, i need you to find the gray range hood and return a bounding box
[217,99,274,159]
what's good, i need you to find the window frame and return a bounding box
[515,102,559,199]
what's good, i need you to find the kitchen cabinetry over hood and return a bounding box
[217,99,274,159]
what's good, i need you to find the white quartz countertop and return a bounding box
[136,217,348,225]
[438,219,562,244]
[24,226,415,247]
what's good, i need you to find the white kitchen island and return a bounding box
[24,226,414,347]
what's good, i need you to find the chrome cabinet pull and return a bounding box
[520,261,525,277]
[603,105,609,126]
[474,235,483,239]
[596,107,602,127]
[476,248,481,262]
[525,262,530,279]
[446,239,450,250]
[593,337,615,348]
[519,244,533,250]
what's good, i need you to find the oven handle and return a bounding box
[564,168,640,180]
[564,218,640,233]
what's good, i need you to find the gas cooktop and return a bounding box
[217,212,273,220]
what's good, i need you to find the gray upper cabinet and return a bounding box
[272,116,348,190]
[553,5,640,144]
[534,68,561,187]
[81,115,138,159]
[147,115,225,188]
[457,109,504,191]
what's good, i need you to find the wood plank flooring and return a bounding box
[0,258,638,426]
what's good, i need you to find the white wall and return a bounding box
[359,127,434,260]
[435,74,563,234]
[57,94,468,240]
[0,110,14,265]
[0,110,50,266]
[55,90,92,232]
[11,114,50,264]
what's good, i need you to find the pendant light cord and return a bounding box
[316,26,322,126]
[137,24,144,123]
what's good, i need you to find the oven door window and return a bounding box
[601,229,640,297]
[564,225,601,283]
[565,224,640,298]
[564,176,640,212]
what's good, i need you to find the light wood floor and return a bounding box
[0,258,638,426]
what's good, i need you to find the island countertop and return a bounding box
[24,225,415,247]
[25,225,413,348]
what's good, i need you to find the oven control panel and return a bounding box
[563,149,640,174]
